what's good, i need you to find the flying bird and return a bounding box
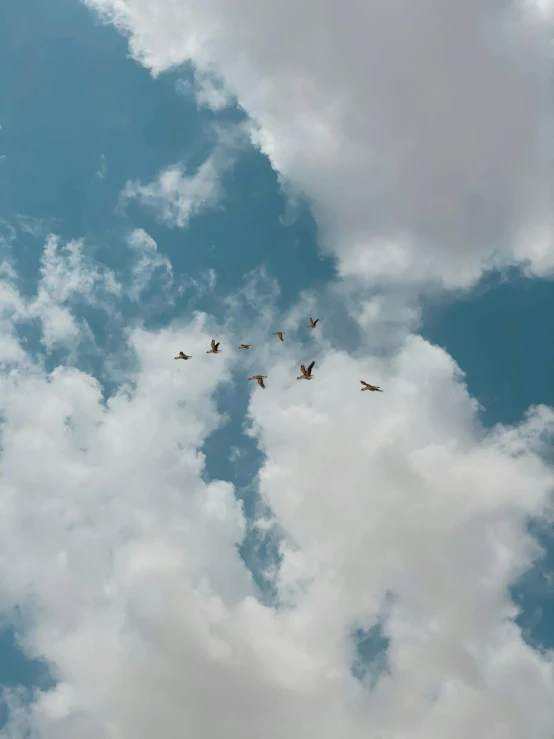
[207,339,222,354]
[307,317,319,328]
[361,381,382,392]
[174,351,192,360]
[297,361,315,380]
[239,344,252,349]
[273,332,285,342]
[248,375,267,389]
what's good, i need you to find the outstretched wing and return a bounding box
[307,361,315,374]
[313,318,319,326]
[211,339,216,349]
[361,380,369,386]
[259,378,266,389]
[300,364,307,375]
[214,342,220,350]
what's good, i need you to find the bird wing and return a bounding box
[307,361,315,374]
[361,380,369,386]
[300,364,307,375]
[313,318,319,325]
[279,333,284,341]
[259,378,266,389]
[211,339,216,348]
[214,342,220,350]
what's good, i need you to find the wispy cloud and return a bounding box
[96,153,108,180]
[126,228,173,301]
[176,68,235,111]
[120,124,247,228]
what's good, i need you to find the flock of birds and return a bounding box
[174,317,383,393]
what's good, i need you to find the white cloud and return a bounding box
[0,232,122,354]
[28,235,121,350]
[1,250,554,737]
[96,154,108,180]
[120,124,246,228]
[244,335,554,738]
[85,0,554,288]
[126,228,173,301]
[176,69,234,111]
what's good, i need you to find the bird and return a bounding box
[307,317,319,328]
[174,351,192,360]
[207,339,222,354]
[239,344,252,349]
[297,361,315,380]
[273,332,285,342]
[361,381,382,392]
[249,375,267,389]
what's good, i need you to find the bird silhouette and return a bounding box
[174,351,192,360]
[361,381,382,392]
[297,361,316,380]
[239,344,252,349]
[248,375,267,389]
[273,332,285,342]
[307,317,319,328]
[207,339,222,354]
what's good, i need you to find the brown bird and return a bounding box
[361,381,382,392]
[206,339,222,354]
[297,361,315,380]
[307,317,319,328]
[248,375,267,389]
[239,344,252,349]
[174,351,193,360]
[273,332,285,342]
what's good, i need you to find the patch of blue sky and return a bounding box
[351,623,390,688]
[0,624,54,728]
[0,0,333,310]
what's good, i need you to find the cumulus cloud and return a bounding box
[244,336,554,738]
[120,124,246,228]
[85,0,554,288]
[1,240,554,737]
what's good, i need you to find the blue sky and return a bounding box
[1,0,554,737]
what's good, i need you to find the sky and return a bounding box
[0,0,553,737]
